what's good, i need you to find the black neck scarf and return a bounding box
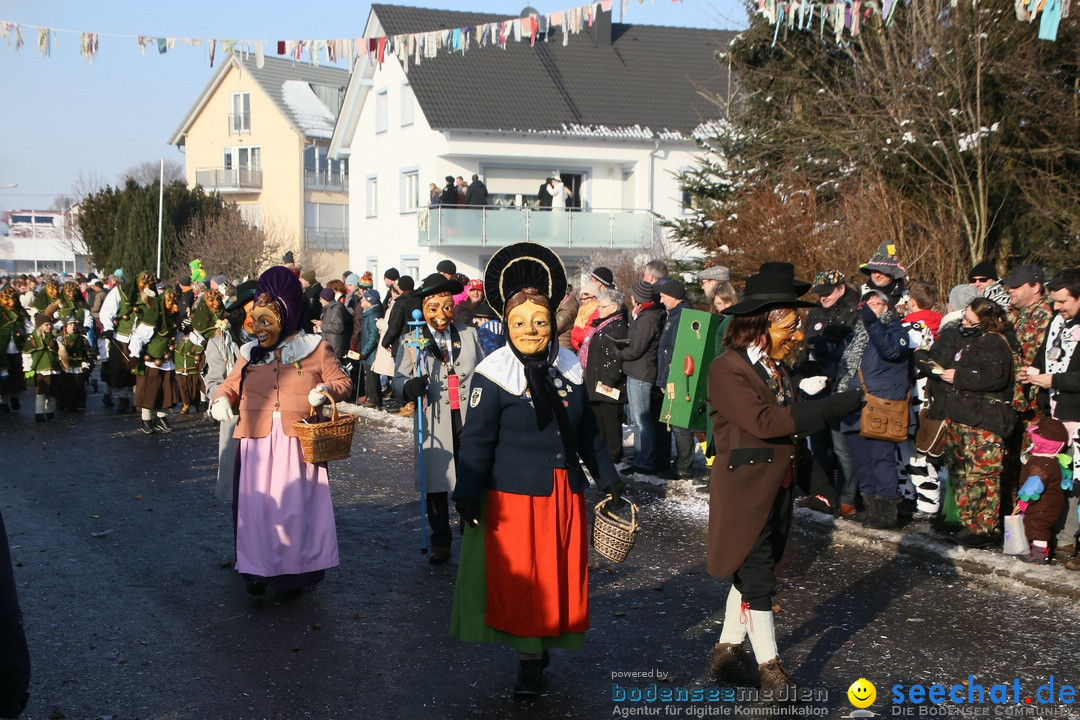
[508,338,576,459]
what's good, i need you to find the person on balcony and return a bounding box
[440,176,458,207]
[465,174,488,207]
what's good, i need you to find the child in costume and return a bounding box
[24,313,60,421]
[57,316,91,411]
[1015,417,1073,564]
[0,286,30,413]
[128,289,180,434]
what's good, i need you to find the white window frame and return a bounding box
[400,255,420,282]
[400,168,420,214]
[230,92,250,134]
[400,81,414,127]
[365,175,378,218]
[375,88,388,134]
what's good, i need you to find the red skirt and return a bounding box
[483,468,589,637]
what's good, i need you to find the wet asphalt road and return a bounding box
[3,397,1080,720]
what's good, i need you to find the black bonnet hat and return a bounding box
[484,242,568,319]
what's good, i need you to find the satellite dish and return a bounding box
[521,6,538,17]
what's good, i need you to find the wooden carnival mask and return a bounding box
[767,308,804,361]
[251,299,282,349]
[63,281,79,301]
[0,288,16,311]
[507,299,552,357]
[203,289,223,315]
[45,281,60,299]
[422,292,455,332]
[163,290,180,316]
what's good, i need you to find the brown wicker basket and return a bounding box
[292,391,357,464]
[592,497,640,563]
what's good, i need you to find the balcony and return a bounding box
[304,169,349,193]
[417,206,657,249]
[195,168,263,192]
[303,228,349,252]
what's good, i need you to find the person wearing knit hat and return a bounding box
[299,270,323,335]
[1014,417,1071,564]
[380,268,401,312]
[317,286,351,361]
[570,279,602,351]
[589,266,615,290]
[619,278,664,475]
[968,260,1010,311]
[860,242,907,309]
[436,259,457,279]
[359,271,374,290]
[344,273,360,289]
[656,278,695,480]
[300,270,317,286]
[210,265,352,596]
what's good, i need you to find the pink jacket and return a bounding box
[214,334,351,439]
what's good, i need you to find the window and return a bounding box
[365,175,378,218]
[400,170,419,213]
[238,203,262,228]
[304,146,349,192]
[223,146,261,171]
[375,88,388,134]
[303,203,348,251]
[400,255,420,282]
[400,81,414,127]
[230,92,250,134]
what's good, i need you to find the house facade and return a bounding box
[169,55,352,274]
[0,209,89,276]
[329,5,734,283]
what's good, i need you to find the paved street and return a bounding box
[3,399,1080,720]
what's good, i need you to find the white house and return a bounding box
[329,4,734,282]
[0,208,89,275]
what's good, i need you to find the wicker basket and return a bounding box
[592,497,640,563]
[292,391,357,464]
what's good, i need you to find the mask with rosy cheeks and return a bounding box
[423,293,455,331]
[251,305,283,348]
[0,290,16,311]
[507,300,552,356]
[767,309,804,361]
[45,282,60,299]
[204,290,223,314]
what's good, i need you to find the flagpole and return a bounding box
[156,158,164,278]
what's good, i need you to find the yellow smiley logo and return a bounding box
[848,678,876,708]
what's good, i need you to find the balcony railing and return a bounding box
[303,228,349,252]
[304,169,349,193]
[195,168,263,192]
[228,112,250,134]
[417,206,657,249]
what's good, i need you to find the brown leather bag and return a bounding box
[858,369,909,443]
[914,406,947,457]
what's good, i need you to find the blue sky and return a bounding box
[0,0,747,212]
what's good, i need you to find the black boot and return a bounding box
[853,493,875,524]
[102,393,114,408]
[155,416,173,433]
[141,419,156,435]
[45,412,55,421]
[35,413,46,422]
[513,659,545,698]
[9,396,18,411]
[867,497,899,530]
[117,397,130,414]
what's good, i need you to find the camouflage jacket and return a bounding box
[1011,299,1053,416]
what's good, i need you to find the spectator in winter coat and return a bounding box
[300,270,322,334]
[465,174,488,206]
[619,280,665,475]
[838,289,912,529]
[317,287,351,361]
[356,289,384,408]
[556,284,579,350]
[969,260,1012,312]
[582,289,628,463]
[655,279,695,479]
[860,241,907,310]
[441,176,459,206]
[570,280,600,351]
[381,275,417,359]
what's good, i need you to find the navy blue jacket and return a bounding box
[453,357,621,499]
[841,312,911,432]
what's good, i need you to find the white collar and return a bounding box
[240,331,321,365]
[475,345,583,396]
[746,345,767,366]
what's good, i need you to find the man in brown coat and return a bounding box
[706,263,862,695]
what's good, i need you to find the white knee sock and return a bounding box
[35,395,45,414]
[44,396,55,413]
[156,410,167,418]
[717,585,749,644]
[141,408,153,421]
[747,609,778,665]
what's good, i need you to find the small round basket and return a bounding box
[292,391,357,464]
[591,497,640,563]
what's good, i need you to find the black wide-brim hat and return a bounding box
[759,261,811,296]
[226,279,258,311]
[722,265,817,316]
[484,242,568,320]
[414,272,464,299]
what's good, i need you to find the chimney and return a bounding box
[588,5,612,47]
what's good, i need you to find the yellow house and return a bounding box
[168,53,351,273]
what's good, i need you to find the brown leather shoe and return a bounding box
[711,642,760,686]
[428,546,451,564]
[758,658,792,697]
[1066,556,1080,572]
[398,401,415,418]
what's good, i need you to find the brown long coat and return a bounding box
[707,349,798,578]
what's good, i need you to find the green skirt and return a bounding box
[449,498,584,653]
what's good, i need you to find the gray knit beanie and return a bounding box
[948,283,979,312]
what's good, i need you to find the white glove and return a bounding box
[308,385,329,406]
[0,370,7,381]
[142,287,157,299]
[798,376,829,396]
[209,397,236,422]
[21,353,32,370]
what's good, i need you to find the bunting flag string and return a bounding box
[754,0,1069,43]
[0,1,631,69]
